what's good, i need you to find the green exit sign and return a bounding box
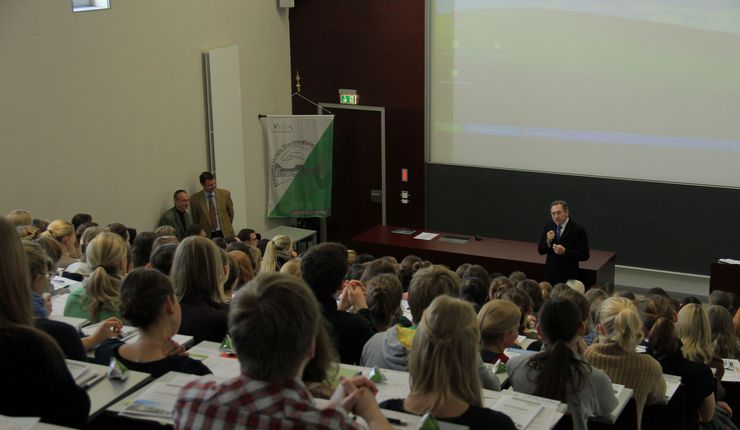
[340,94,358,105]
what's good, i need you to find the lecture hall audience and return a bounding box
[7,204,740,430]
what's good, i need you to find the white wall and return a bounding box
[0,0,292,233]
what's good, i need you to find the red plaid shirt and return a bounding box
[174,375,365,429]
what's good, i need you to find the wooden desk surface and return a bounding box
[352,225,616,286]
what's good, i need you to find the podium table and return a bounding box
[710,262,740,293]
[351,225,616,287]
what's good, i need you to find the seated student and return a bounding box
[639,296,717,429]
[0,217,90,427]
[379,296,516,430]
[279,257,302,278]
[584,297,665,429]
[260,234,296,273]
[301,242,374,365]
[64,232,129,323]
[707,305,740,360]
[399,255,422,291]
[365,273,405,332]
[502,286,537,339]
[362,265,460,370]
[460,276,488,312]
[41,219,80,269]
[677,304,726,401]
[175,272,391,430]
[508,298,617,430]
[361,265,500,390]
[171,236,229,343]
[24,241,122,360]
[477,299,521,364]
[96,268,211,378]
[66,225,106,278]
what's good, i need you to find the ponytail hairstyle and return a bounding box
[41,219,78,257]
[85,232,128,321]
[366,273,403,331]
[259,234,293,273]
[407,296,482,413]
[527,297,591,402]
[599,297,644,352]
[708,305,739,359]
[677,303,714,364]
[638,295,678,359]
[0,217,34,327]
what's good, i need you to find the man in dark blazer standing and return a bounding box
[537,200,590,284]
[158,189,193,239]
[190,171,235,238]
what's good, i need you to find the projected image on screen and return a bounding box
[429,0,740,187]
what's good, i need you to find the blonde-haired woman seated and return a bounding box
[678,303,727,402]
[259,234,296,273]
[379,296,516,430]
[40,219,80,269]
[477,299,521,364]
[63,232,129,323]
[584,297,665,429]
[171,236,229,343]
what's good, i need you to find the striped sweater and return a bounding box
[584,342,666,430]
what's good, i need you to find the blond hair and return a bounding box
[7,210,32,226]
[280,257,302,278]
[677,303,714,364]
[407,296,482,413]
[599,297,644,352]
[85,232,128,321]
[478,299,521,348]
[260,234,293,273]
[41,219,78,258]
[171,236,226,304]
[0,217,33,326]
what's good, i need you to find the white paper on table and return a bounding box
[612,383,625,397]
[0,415,40,430]
[664,374,682,402]
[722,359,740,382]
[50,275,83,291]
[50,294,70,316]
[491,395,544,429]
[120,382,183,419]
[719,258,740,265]
[413,232,439,241]
[49,314,87,330]
[202,355,241,379]
[66,360,90,383]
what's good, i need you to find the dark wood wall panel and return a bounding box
[289,0,426,232]
[427,164,740,275]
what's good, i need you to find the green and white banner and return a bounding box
[260,115,334,218]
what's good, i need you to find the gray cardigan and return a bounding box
[507,352,617,430]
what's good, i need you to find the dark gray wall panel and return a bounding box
[426,163,740,275]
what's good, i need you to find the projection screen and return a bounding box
[428,0,740,188]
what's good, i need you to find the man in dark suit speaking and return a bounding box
[537,200,590,284]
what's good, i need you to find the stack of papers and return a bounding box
[492,396,544,429]
[663,374,682,403]
[66,360,105,387]
[612,383,626,398]
[50,275,83,291]
[50,294,70,317]
[723,359,740,382]
[484,390,563,430]
[719,258,740,265]
[120,374,220,421]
